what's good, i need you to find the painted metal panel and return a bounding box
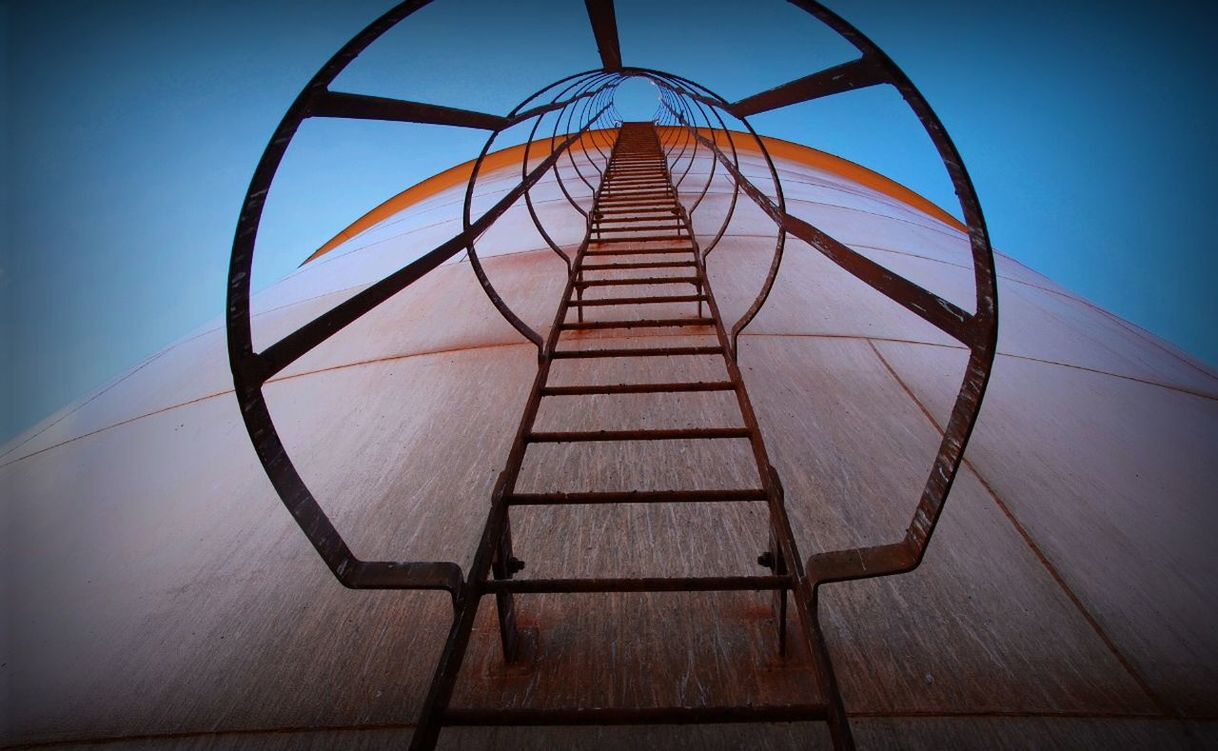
[3,139,1214,748]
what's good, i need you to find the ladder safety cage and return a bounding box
[225,2,999,750]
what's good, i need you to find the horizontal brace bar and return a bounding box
[600,189,674,198]
[540,380,733,396]
[593,225,688,234]
[442,704,829,726]
[601,194,673,201]
[549,346,723,359]
[604,186,671,192]
[527,427,750,442]
[579,261,696,270]
[576,276,700,287]
[598,196,676,205]
[599,196,676,204]
[506,487,765,504]
[560,317,714,331]
[591,203,682,213]
[604,177,670,184]
[603,185,671,193]
[592,207,680,215]
[583,247,695,256]
[597,189,676,197]
[592,215,682,224]
[481,574,788,593]
[570,294,705,307]
[598,189,675,198]
[590,235,689,244]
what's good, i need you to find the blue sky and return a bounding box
[3,0,1217,441]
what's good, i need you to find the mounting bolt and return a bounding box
[757,552,775,569]
[507,556,526,575]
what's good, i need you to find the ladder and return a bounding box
[410,123,854,749]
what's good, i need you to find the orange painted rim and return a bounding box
[301,127,966,265]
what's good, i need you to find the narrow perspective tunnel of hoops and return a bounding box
[461,67,792,353]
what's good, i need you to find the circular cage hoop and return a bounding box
[225,0,998,600]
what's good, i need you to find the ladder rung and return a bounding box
[506,487,765,505]
[602,194,669,200]
[593,225,687,234]
[591,206,680,216]
[549,346,723,359]
[540,381,733,396]
[579,261,696,271]
[600,190,672,199]
[443,704,829,726]
[594,205,679,214]
[594,203,682,211]
[561,318,714,331]
[597,193,675,201]
[591,235,690,245]
[482,574,788,594]
[605,178,667,184]
[583,248,695,256]
[570,294,704,307]
[594,197,679,206]
[593,215,681,224]
[597,199,674,208]
[577,276,699,287]
[527,427,749,442]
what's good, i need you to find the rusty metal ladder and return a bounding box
[410,123,854,750]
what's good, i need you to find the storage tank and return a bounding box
[3,2,1215,749]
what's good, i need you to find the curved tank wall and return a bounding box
[2,129,1216,749]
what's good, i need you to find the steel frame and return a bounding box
[225,2,999,749]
